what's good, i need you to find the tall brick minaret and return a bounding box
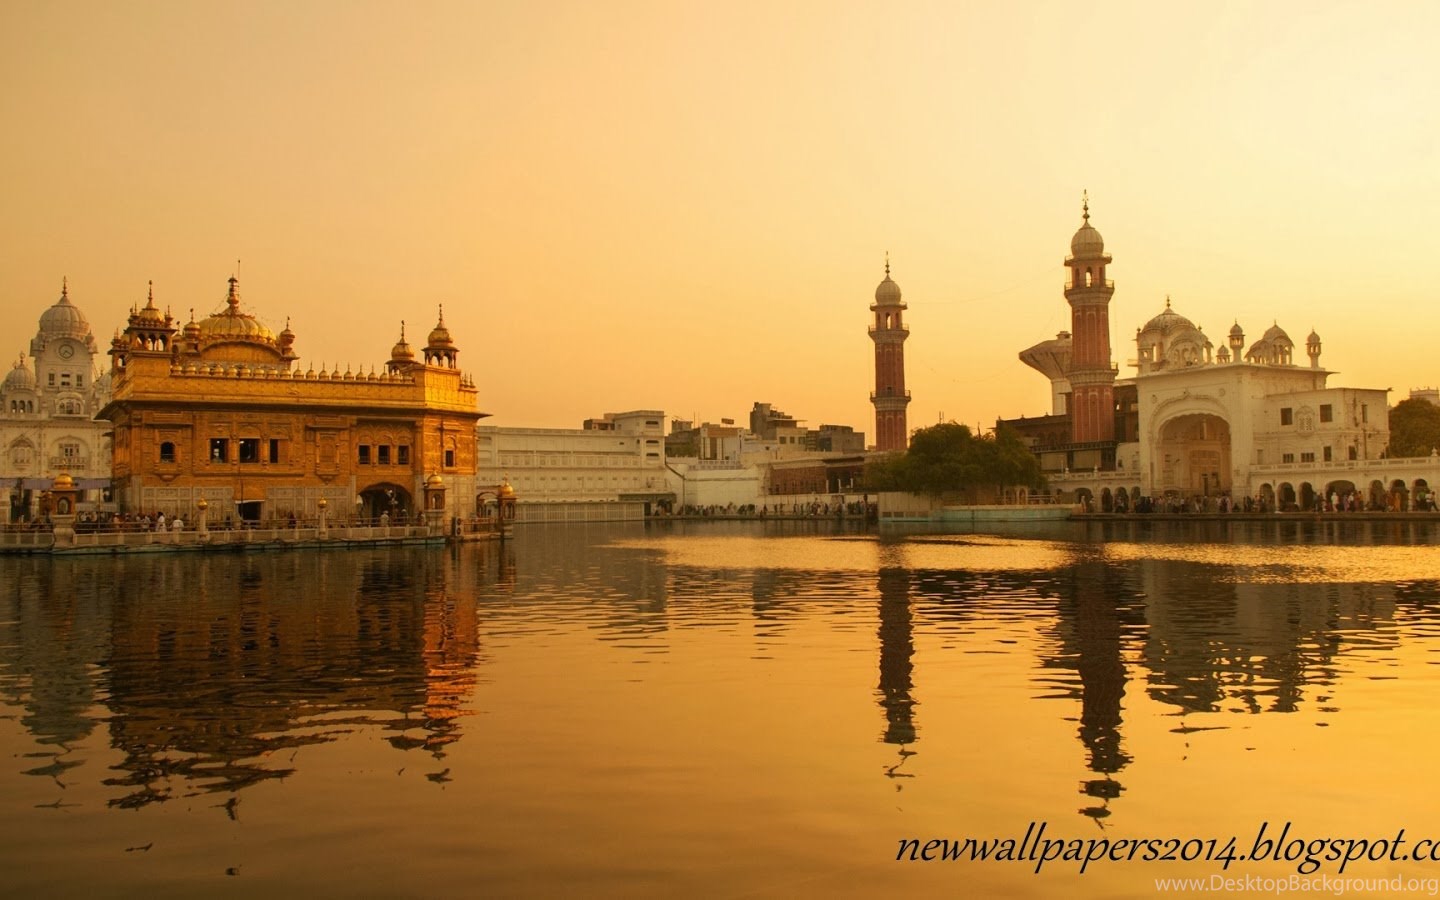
[870,256,911,451]
[1065,194,1116,444]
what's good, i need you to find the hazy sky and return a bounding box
[3,1,1436,434]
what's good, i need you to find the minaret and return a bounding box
[1065,194,1116,444]
[870,255,911,451]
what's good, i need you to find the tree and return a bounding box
[1388,398,1440,458]
[861,422,1044,497]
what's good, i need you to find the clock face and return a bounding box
[58,343,74,359]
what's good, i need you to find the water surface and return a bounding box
[3,519,1439,897]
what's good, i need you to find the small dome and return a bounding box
[391,322,415,360]
[39,280,92,340]
[873,258,902,306]
[3,355,36,392]
[1261,323,1292,344]
[52,472,74,489]
[498,480,515,498]
[427,310,453,348]
[1139,298,1197,338]
[1070,222,1105,258]
[1307,329,1321,343]
[426,474,444,487]
[1229,321,1244,337]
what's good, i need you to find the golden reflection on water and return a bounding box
[3,524,1440,898]
[1100,539,1440,584]
[610,532,1080,573]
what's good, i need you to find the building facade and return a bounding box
[1,281,113,522]
[1007,199,1403,510]
[475,410,671,515]
[869,258,911,451]
[98,277,483,523]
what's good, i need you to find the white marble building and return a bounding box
[1,281,114,521]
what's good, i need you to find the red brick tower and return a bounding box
[870,256,911,451]
[1065,194,1116,444]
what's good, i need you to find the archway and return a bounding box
[1115,486,1129,513]
[1075,487,1094,513]
[1100,487,1113,512]
[1369,480,1386,511]
[1258,483,1276,512]
[1390,479,1410,512]
[1278,482,1296,511]
[1154,413,1233,497]
[1415,479,1433,511]
[359,483,413,523]
[1325,480,1357,511]
[1299,482,1317,512]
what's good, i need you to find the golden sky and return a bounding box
[2,0,1436,435]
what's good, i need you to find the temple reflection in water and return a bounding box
[0,525,1431,825]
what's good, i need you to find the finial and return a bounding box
[61,277,69,301]
[437,304,445,325]
[1082,190,1090,223]
[226,274,240,310]
[189,307,195,323]
[1165,294,1171,309]
[147,280,154,305]
[884,251,890,277]
[400,320,406,340]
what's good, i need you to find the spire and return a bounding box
[226,275,240,311]
[147,280,154,306]
[60,277,70,302]
[437,303,445,325]
[1165,295,1171,309]
[884,251,890,278]
[1081,189,1090,224]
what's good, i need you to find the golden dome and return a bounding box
[197,276,278,344]
[426,474,444,487]
[391,321,415,360]
[52,472,75,489]
[498,480,515,498]
[427,307,454,348]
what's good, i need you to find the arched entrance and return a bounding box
[1259,483,1276,512]
[1415,479,1434,511]
[1325,480,1357,511]
[1389,479,1409,512]
[1299,482,1317,512]
[1278,482,1296,511]
[1154,413,1232,497]
[359,483,413,523]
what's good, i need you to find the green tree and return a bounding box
[861,422,1044,497]
[1388,398,1440,458]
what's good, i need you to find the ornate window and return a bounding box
[160,442,176,463]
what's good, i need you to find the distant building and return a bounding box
[476,410,673,517]
[1004,199,1405,510]
[1,280,114,522]
[869,258,911,451]
[98,277,483,522]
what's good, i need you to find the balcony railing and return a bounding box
[49,456,88,469]
[869,390,912,401]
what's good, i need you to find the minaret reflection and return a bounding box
[1048,555,1145,821]
[876,542,917,782]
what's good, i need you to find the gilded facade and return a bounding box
[98,277,484,522]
